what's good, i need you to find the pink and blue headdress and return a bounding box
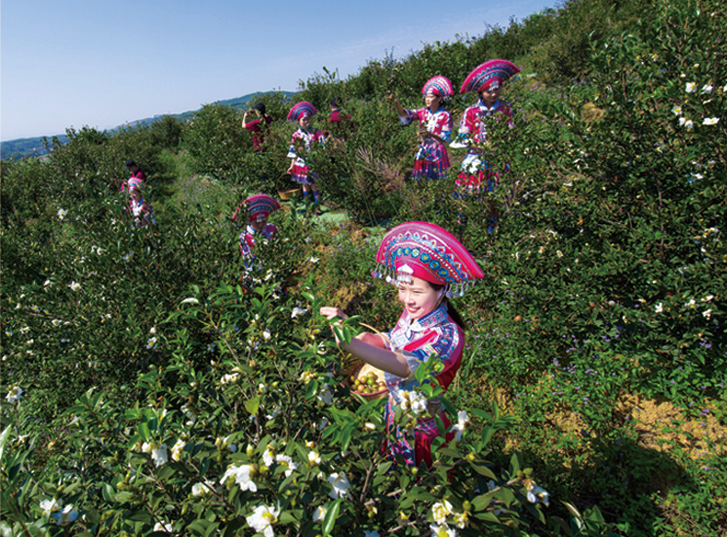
[233,194,281,223]
[373,221,484,297]
[421,75,454,99]
[460,59,520,93]
[287,101,318,121]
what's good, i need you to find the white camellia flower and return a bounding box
[151,443,169,467]
[703,309,712,319]
[685,82,696,92]
[262,330,271,340]
[263,448,275,468]
[275,454,298,477]
[701,84,713,94]
[291,307,307,318]
[317,385,333,405]
[57,208,67,220]
[430,522,458,537]
[146,337,157,350]
[312,505,328,523]
[678,117,694,129]
[40,498,60,514]
[221,463,258,492]
[191,479,216,497]
[299,370,316,384]
[527,484,551,506]
[703,117,719,125]
[655,303,663,313]
[449,411,470,441]
[408,391,428,415]
[220,373,239,385]
[52,505,79,526]
[154,521,173,533]
[452,511,469,529]
[6,386,23,403]
[69,282,81,292]
[246,504,280,537]
[171,439,186,461]
[328,472,350,499]
[308,451,322,466]
[432,500,453,524]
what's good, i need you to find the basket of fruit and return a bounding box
[345,360,389,401]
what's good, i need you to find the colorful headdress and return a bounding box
[422,75,454,98]
[460,59,520,94]
[373,222,484,297]
[128,177,144,192]
[287,101,318,121]
[233,194,281,223]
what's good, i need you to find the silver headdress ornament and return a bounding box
[397,264,414,284]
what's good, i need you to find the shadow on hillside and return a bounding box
[516,432,690,533]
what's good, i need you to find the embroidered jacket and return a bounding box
[384,302,464,406]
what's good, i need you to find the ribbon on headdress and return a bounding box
[372,222,484,297]
[233,194,281,223]
[421,75,454,98]
[128,177,144,192]
[287,101,318,121]
[460,60,520,94]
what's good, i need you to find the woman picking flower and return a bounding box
[452,59,519,233]
[286,101,326,208]
[320,221,484,467]
[232,194,281,280]
[129,184,155,227]
[389,76,454,181]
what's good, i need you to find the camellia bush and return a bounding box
[2,0,725,534]
[2,272,611,536]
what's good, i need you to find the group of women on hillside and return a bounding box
[226,59,518,469]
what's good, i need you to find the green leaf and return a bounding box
[0,426,11,461]
[102,483,115,502]
[138,422,151,442]
[471,464,497,480]
[244,396,260,415]
[509,452,521,475]
[127,510,152,523]
[322,499,343,536]
[279,510,299,525]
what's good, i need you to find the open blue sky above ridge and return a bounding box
[1,0,553,141]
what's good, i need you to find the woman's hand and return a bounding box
[319,306,348,322]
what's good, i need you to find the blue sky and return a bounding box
[1,0,554,141]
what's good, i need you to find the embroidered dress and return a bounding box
[240,223,278,276]
[367,222,483,467]
[287,128,325,185]
[401,107,452,181]
[382,302,464,467]
[454,98,513,195]
[131,197,155,227]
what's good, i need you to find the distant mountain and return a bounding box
[1,91,296,160]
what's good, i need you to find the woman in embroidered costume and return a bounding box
[451,60,519,232]
[232,194,281,279]
[320,222,484,467]
[129,184,155,228]
[389,76,454,181]
[286,101,326,206]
